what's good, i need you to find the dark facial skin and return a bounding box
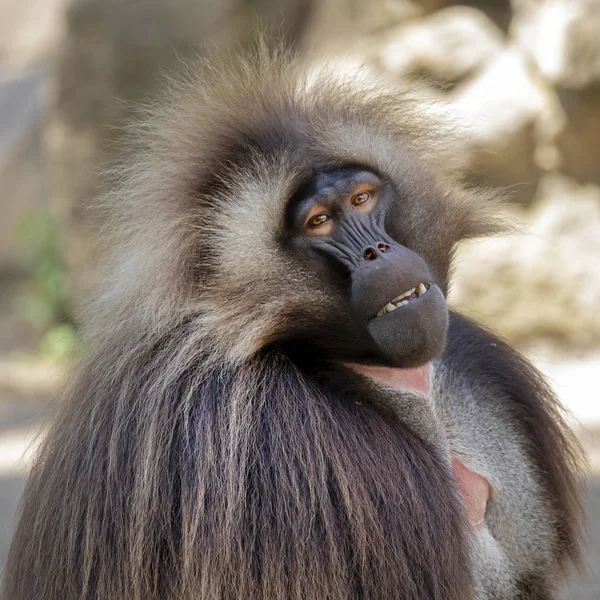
[287,167,449,368]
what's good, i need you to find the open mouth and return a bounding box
[375,283,430,317]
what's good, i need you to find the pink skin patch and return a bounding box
[450,454,490,530]
[347,363,430,395]
[347,362,490,530]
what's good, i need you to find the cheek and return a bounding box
[385,217,452,291]
[410,239,452,291]
[383,209,408,246]
[287,255,354,320]
[294,238,351,283]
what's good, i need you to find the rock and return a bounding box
[554,86,600,185]
[0,0,67,276]
[511,0,600,89]
[417,0,454,11]
[0,0,67,70]
[512,1,600,185]
[451,175,600,349]
[0,72,47,272]
[443,48,563,205]
[303,0,423,58]
[418,1,513,30]
[378,6,504,90]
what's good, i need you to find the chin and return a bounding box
[366,285,449,368]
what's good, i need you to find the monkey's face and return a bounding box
[285,167,448,368]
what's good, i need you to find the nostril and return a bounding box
[363,247,377,261]
[377,242,389,253]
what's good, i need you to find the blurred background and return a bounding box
[0,0,599,596]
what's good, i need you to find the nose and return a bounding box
[363,242,390,261]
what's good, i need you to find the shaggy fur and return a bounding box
[1,48,584,600]
[435,314,585,598]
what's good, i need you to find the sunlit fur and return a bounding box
[2,47,584,600]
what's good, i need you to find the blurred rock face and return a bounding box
[2,0,600,351]
[379,6,504,89]
[452,175,600,350]
[443,46,550,205]
[511,0,600,185]
[0,74,45,272]
[372,5,557,206]
[0,0,68,70]
[511,0,600,89]
[43,0,600,350]
[0,0,66,274]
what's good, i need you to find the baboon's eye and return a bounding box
[309,214,331,228]
[351,192,369,206]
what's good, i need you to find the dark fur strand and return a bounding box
[2,325,473,600]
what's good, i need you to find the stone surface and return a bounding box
[0,72,47,272]
[306,0,422,46]
[554,86,600,185]
[0,0,68,70]
[378,6,504,90]
[419,1,513,30]
[444,48,558,204]
[451,175,600,349]
[510,1,600,185]
[511,0,600,89]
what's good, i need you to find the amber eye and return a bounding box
[309,214,331,228]
[351,192,369,206]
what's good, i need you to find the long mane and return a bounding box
[3,46,501,600]
[86,46,500,360]
[3,320,472,599]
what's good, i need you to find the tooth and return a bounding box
[393,288,413,303]
[385,302,396,313]
[417,283,427,296]
[399,300,409,306]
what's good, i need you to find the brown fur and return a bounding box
[3,325,473,599]
[1,47,584,599]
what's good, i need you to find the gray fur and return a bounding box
[433,361,556,597]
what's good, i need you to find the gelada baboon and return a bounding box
[2,49,585,600]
